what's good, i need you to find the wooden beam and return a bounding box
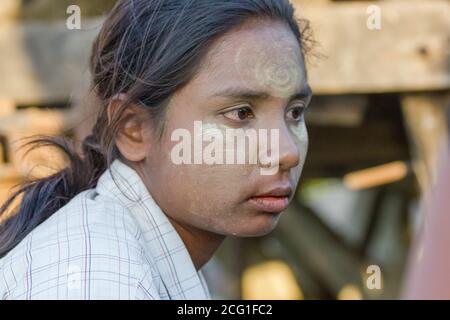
[306,95,367,127]
[0,0,20,22]
[0,108,70,179]
[0,19,101,105]
[304,122,410,178]
[294,0,450,94]
[1,1,449,104]
[19,0,116,21]
[401,92,450,192]
[275,202,364,297]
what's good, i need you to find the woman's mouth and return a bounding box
[248,195,290,213]
[248,182,292,213]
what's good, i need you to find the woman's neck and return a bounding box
[168,216,226,270]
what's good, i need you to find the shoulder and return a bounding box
[0,190,160,300]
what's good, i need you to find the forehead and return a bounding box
[193,18,307,99]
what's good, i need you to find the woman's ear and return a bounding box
[107,96,151,163]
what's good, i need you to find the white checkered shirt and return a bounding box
[0,160,211,300]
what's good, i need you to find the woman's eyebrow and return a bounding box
[212,85,312,102]
[292,85,313,101]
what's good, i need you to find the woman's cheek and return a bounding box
[177,164,234,216]
[289,121,308,172]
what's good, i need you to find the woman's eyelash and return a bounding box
[220,102,307,122]
[291,101,307,109]
[287,104,306,120]
[221,106,254,121]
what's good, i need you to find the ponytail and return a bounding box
[0,129,107,258]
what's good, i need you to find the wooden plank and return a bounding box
[0,108,68,135]
[0,0,448,104]
[0,19,101,105]
[19,0,116,21]
[306,95,367,127]
[304,122,410,178]
[0,99,16,165]
[275,202,364,297]
[401,92,450,192]
[0,0,20,22]
[294,0,450,93]
[0,108,70,179]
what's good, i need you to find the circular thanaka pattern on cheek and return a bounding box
[171,124,278,236]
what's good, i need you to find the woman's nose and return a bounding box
[257,119,305,175]
[277,126,301,172]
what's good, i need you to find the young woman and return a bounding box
[0,0,313,299]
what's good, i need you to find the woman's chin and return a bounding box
[228,212,282,237]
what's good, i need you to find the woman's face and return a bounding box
[142,19,311,237]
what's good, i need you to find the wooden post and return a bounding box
[401,93,450,193]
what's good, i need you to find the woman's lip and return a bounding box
[248,196,290,213]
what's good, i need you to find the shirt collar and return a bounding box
[96,159,211,300]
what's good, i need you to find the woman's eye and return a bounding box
[222,107,255,122]
[286,105,305,121]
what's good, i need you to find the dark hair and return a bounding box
[0,0,313,258]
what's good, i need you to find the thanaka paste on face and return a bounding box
[288,121,309,174]
[190,121,280,174]
[143,20,308,238]
[233,35,305,99]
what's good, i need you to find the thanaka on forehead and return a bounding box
[198,18,303,75]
